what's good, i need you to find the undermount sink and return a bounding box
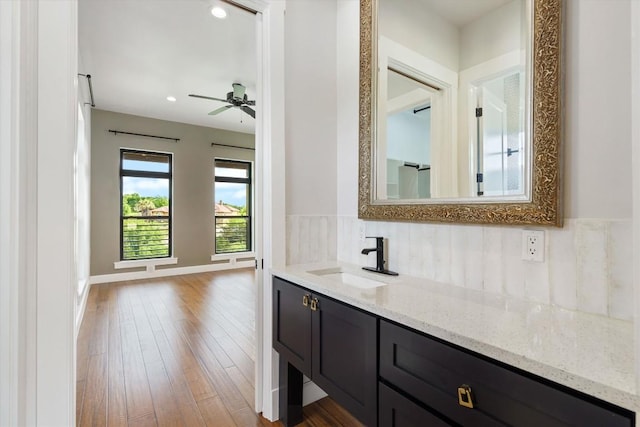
[308,268,388,289]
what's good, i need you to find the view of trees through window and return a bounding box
[215,159,252,254]
[120,150,172,260]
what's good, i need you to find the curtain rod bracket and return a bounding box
[78,73,96,108]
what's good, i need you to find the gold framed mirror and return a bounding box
[358,0,563,226]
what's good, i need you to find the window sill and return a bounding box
[114,257,178,272]
[211,252,255,261]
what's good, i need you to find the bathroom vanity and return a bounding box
[272,263,637,426]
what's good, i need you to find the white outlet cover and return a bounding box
[522,229,545,262]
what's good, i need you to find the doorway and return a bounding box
[77,0,269,419]
[0,0,285,424]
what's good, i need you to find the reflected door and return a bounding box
[479,87,508,196]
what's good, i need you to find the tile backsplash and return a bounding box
[286,215,633,320]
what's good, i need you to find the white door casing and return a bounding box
[1,0,78,426]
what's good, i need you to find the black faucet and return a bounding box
[361,237,398,276]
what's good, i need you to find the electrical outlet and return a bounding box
[522,230,545,262]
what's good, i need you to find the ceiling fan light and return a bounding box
[166,96,177,102]
[210,6,227,19]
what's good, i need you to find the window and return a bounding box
[214,159,251,254]
[120,149,172,260]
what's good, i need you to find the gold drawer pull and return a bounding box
[302,294,310,307]
[458,384,474,409]
[310,298,319,311]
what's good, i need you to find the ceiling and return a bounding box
[78,0,257,134]
[420,0,513,27]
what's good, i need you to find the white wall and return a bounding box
[378,0,459,72]
[89,109,255,276]
[459,0,523,71]
[284,0,340,265]
[285,0,634,321]
[336,0,360,217]
[285,0,337,216]
[75,56,92,330]
[565,0,632,218]
[631,0,640,395]
[37,2,78,424]
[387,109,431,165]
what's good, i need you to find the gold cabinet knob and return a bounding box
[302,294,310,307]
[310,298,319,311]
[457,384,474,409]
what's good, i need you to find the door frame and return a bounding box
[229,1,286,419]
[1,1,78,425]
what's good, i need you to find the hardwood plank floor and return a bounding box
[77,269,363,426]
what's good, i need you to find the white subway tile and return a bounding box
[548,220,578,310]
[503,227,525,298]
[482,226,504,294]
[286,216,299,265]
[608,220,633,320]
[575,220,608,316]
[433,225,451,284]
[524,260,550,303]
[407,223,425,277]
[419,224,436,280]
[294,215,627,321]
[450,226,466,287]
[327,216,338,261]
[298,216,311,263]
[464,226,484,290]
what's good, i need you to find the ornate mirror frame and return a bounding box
[358,0,563,226]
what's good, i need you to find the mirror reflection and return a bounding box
[376,0,530,201]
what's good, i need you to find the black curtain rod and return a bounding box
[108,130,180,142]
[403,161,431,171]
[413,105,431,114]
[388,66,441,92]
[211,142,255,151]
[221,0,258,15]
[78,74,95,108]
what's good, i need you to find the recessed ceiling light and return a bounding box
[166,96,177,102]
[210,6,227,19]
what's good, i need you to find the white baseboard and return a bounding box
[303,381,328,406]
[267,381,328,423]
[89,261,255,285]
[75,279,90,337]
[268,388,279,422]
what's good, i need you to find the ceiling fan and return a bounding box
[189,83,256,118]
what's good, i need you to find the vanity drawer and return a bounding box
[380,320,633,427]
[379,382,451,427]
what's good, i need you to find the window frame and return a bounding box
[119,148,173,261]
[214,158,253,254]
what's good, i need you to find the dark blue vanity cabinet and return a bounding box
[273,276,635,427]
[273,276,378,426]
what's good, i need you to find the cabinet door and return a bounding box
[273,277,312,375]
[311,294,378,427]
[380,320,634,427]
[379,382,452,427]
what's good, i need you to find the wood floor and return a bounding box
[76,269,362,426]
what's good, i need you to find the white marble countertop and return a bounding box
[271,261,638,413]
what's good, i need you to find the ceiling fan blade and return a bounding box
[209,105,233,115]
[244,100,256,106]
[189,94,228,103]
[240,106,255,118]
[232,83,246,100]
